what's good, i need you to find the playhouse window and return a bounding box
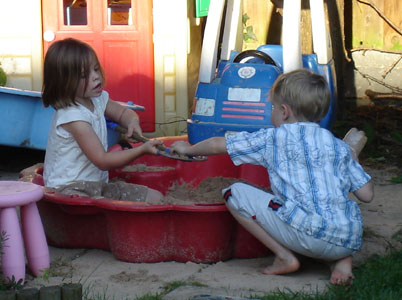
[64,0,87,25]
[108,0,132,25]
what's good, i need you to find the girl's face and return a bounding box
[75,56,103,101]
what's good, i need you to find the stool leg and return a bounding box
[0,207,26,284]
[20,202,50,277]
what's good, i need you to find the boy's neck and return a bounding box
[284,115,300,124]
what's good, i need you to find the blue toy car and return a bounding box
[187,0,336,144]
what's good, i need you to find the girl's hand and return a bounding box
[125,118,142,138]
[105,99,143,138]
[170,141,191,155]
[141,139,163,155]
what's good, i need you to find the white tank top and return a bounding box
[43,91,109,188]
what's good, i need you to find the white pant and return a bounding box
[224,183,354,261]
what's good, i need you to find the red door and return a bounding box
[42,0,155,132]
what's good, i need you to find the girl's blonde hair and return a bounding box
[269,69,330,122]
[42,38,105,109]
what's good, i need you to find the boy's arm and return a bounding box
[353,180,374,203]
[171,137,227,156]
[343,128,374,203]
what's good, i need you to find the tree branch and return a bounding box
[382,55,402,79]
[355,67,402,94]
[350,48,402,55]
[356,0,402,36]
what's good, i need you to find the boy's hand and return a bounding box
[343,128,367,159]
[171,141,191,155]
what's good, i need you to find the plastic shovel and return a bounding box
[113,125,207,162]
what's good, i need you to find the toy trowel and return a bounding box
[113,125,207,162]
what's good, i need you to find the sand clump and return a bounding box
[53,175,255,205]
[122,164,175,172]
[163,177,242,205]
[163,177,272,205]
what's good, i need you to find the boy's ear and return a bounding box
[281,104,293,121]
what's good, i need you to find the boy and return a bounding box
[171,69,374,285]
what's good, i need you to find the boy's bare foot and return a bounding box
[329,256,354,285]
[261,255,300,275]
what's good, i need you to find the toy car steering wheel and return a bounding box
[233,50,277,66]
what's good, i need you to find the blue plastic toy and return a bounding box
[0,86,145,150]
[187,0,337,144]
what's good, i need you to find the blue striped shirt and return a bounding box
[225,122,371,250]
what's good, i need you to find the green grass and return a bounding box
[249,250,402,300]
[82,280,205,300]
[129,251,402,300]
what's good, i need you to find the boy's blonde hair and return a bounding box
[42,38,105,110]
[269,69,330,122]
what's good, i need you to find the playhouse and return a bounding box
[0,0,204,145]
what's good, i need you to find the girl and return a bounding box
[42,38,163,203]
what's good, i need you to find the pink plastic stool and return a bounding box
[0,181,50,283]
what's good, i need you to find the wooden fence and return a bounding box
[242,0,401,53]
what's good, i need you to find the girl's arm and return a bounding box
[62,121,161,171]
[171,137,227,156]
[105,98,142,137]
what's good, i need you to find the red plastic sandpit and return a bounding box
[22,136,272,263]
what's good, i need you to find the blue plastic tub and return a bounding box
[0,86,121,150]
[0,87,51,150]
